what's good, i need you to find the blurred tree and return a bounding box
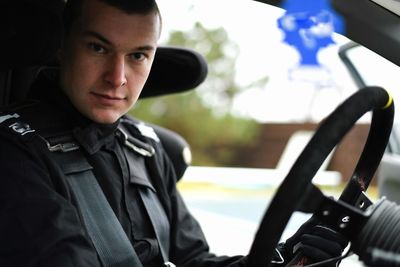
[131,23,268,166]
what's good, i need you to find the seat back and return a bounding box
[150,123,192,180]
[0,0,63,105]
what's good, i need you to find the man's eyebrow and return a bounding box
[83,31,112,45]
[82,31,156,51]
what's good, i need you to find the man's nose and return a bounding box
[104,56,127,88]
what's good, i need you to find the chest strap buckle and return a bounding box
[39,135,80,152]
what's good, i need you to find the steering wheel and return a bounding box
[246,86,394,267]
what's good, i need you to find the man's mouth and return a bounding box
[91,92,125,105]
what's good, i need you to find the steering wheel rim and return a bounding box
[246,86,394,267]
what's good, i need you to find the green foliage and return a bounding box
[168,23,242,114]
[131,22,267,166]
[132,92,260,166]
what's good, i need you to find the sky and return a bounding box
[156,0,396,123]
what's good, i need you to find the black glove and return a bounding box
[272,216,348,266]
[299,225,348,263]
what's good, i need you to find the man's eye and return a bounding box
[129,52,146,61]
[88,43,106,54]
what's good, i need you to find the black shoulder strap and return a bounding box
[51,148,144,267]
[117,124,174,267]
[46,125,175,267]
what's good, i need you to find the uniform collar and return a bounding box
[50,84,120,155]
[73,120,120,155]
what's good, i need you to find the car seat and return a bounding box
[0,0,208,179]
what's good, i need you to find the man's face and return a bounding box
[59,0,161,124]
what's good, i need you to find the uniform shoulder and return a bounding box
[0,101,40,136]
[120,115,192,179]
[0,100,53,123]
[0,100,64,141]
[120,116,160,143]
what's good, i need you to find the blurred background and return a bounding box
[132,0,375,177]
[129,1,400,265]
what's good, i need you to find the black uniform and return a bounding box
[0,73,246,267]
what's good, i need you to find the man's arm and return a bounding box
[0,132,101,267]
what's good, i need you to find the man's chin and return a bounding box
[87,110,122,125]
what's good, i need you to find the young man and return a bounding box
[0,0,347,266]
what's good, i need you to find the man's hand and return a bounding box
[298,225,348,263]
[271,216,348,266]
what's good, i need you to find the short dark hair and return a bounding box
[63,0,161,36]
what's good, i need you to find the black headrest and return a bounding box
[142,47,208,98]
[0,0,64,70]
[1,0,208,98]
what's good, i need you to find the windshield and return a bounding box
[156,0,361,123]
[143,2,399,264]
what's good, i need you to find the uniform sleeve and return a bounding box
[0,131,101,267]
[170,190,247,267]
[152,142,247,267]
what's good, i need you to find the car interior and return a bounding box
[3,0,400,266]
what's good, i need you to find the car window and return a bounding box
[155,0,368,257]
[142,1,397,265]
[157,0,359,124]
